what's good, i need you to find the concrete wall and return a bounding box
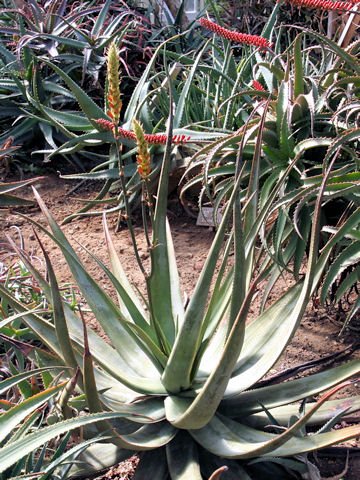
[140,0,205,23]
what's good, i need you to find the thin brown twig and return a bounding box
[252,341,360,388]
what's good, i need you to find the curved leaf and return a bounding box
[0,411,148,473]
[320,241,360,304]
[0,382,67,444]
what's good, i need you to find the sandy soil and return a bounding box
[1,174,360,479]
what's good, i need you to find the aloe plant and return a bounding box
[0,362,138,480]
[39,7,277,223]
[0,367,68,479]
[181,23,360,198]
[0,0,151,169]
[0,0,148,80]
[179,23,360,313]
[1,96,360,478]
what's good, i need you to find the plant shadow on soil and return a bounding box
[1,174,360,479]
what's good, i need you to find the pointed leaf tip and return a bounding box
[209,466,229,480]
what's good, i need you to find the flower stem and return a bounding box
[114,133,146,277]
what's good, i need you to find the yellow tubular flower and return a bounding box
[106,42,122,126]
[132,119,151,179]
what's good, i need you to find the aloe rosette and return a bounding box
[1,107,360,478]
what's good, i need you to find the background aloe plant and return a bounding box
[0,0,151,170]
[47,4,360,230]
[34,7,279,223]
[0,177,43,210]
[180,22,360,317]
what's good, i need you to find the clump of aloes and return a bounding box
[2,43,360,480]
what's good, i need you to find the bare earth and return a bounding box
[1,174,360,479]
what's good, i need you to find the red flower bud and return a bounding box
[253,80,266,91]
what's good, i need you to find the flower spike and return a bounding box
[117,128,137,142]
[279,0,354,11]
[132,119,151,179]
[95,120,191,146]
[106,42,122,126]
[173,134,191,144]
[95,118,115,132]
[199,18,272,49]
[143,133,191,145]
